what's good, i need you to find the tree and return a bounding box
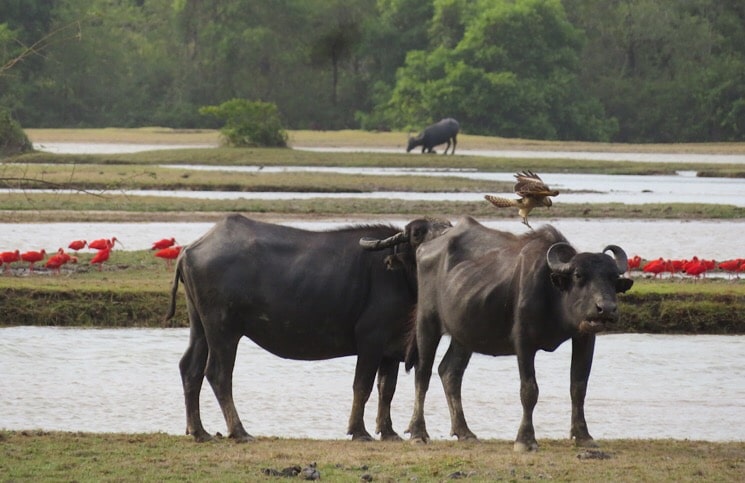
[371,0,615,140]
[199,99,288,147]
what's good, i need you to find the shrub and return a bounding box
[0,109,33,156]
[199,99,288,148]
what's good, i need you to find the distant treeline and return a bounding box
[1,0,744,143]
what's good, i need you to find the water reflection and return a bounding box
[0,327,742,441]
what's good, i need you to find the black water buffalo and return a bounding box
[403,217,633,451]
[165,214,451,442]
[407,118,460,154]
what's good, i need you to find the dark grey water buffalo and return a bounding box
[407,118,460,154]
[165,214,451,442]
[404,217,633,451]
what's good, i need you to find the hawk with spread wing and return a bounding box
[485,170,559,229]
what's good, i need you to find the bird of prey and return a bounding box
[484,170,559,229]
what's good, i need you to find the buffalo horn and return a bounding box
[359,232,409,251]
[546,242,575,273]
[603,244,629,274]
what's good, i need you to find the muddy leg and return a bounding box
[514,350,539,452]
[179,304,211,442]
[204,329,253,443]
[570,335,598,448]
[438,340,477,440]
[375,357,401,441]
[407,315,441,443]
[347,352,379,441]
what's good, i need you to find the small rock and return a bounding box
[577,449,612,460]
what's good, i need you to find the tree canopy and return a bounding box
[1,0,744,142]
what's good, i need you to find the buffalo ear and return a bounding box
[550,273,571,291]
[616,278,634,293]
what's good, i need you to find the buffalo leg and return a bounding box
[515,349,539,452]
[438,340,477,440]
[179,304,211,442]
[443,140,452,155]
[347,352,379,441]
[451,136,457,155]
[570,334,598,447]
[375,357,402,441]
[204,327,253,442]
[406,315,441,443]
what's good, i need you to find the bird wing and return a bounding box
[513,170,559,198]
[484,194,518,208]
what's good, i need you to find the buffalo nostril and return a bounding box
[596,303,617,315]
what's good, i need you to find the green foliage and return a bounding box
[0,109,33,156]
[1,0,745,141]
[199,99,288,147]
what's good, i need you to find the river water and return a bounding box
[0,327,742,441]
[1,218,743,261]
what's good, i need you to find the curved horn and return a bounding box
[603,244,629,274]
[359,232,409,251]
[546,242,575,273]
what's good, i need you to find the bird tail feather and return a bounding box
[484,194,517,208]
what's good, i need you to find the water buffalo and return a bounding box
[407,118,460,154]
[403,217,633,451]
[165,214,451,442]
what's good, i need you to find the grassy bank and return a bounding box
[2,431,743,482]
[0,252,743,333]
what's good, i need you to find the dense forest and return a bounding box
[1,0,744,143]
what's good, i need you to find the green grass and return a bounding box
[2,431,743,482]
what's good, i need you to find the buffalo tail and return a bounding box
[403,306,418,372]
[164,258,182,322]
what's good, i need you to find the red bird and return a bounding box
[719,259,744,278]
[46,250,77,274]
[151,237,177,250]
[642,258,666,278]
[68,240,87,252]
[627,255,642,271]
[0,249,20,272]
[21,249,46,272]
[89,237,120,250]
[90,247,111,271]
[154,245,181,269]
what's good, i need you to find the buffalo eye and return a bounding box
[573,271,584,283]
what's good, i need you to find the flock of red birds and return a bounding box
[0,237,182,274]
[628,254,745,279]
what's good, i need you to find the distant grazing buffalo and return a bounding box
[166,214,451,442]
[402,217,633,451]
[407,118,460,154]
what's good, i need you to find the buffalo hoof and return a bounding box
[409,435,429,445]
[231,432,256,443]
[191,431,214,443]
[513,440,539,452]
[351,432,375,442]
[457,434,480,443]
[574,437,599,448]
[380,432,403,442]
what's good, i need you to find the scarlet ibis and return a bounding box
[0,249,20,272]
[154,245,181,269]
[719,259,744,278]
[21,249,46,272]
[628,255,642,271]
[46,250,77,274]
[151,237,176,250]
[90,247,111,271]
[683,258,708,279]
[89,237,121,250]
[68,240,87,252]
[642,258,666,278]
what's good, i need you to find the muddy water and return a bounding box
[0,327,742,441]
